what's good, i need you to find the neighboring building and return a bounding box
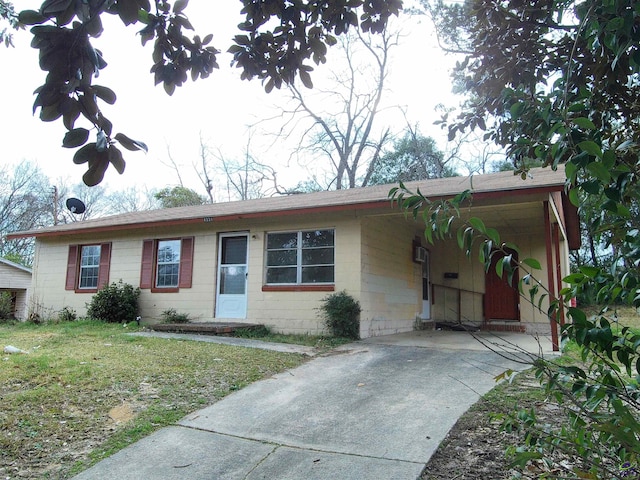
[7,168,579,347]
[0,257,32,320]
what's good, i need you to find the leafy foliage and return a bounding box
[0,291,14,321]
[317,290,361,339]
[369,130,458,185]
[401,0,640,475]
[0,0,20,47]
[57,306,77,322]
[86,280,140,323]
[153,185,206,208]
[160,308,190,324]
[19,0,401,185]
[391,179,640,478]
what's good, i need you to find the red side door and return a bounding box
[484,249,520,321]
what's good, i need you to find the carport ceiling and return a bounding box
[460,202,546,235]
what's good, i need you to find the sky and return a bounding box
[0,2,461,199]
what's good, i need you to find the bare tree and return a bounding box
[0,161,52,263]
[161,145,185,188]
[194,134,215,203]
[105,186,158,214]
[194,133,291,201]
[277,27,399,190]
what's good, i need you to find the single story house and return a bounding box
[0,257,32,320]
[7,167,579,347]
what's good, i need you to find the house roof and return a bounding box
[0,257,33,274]
[7,166,569,240]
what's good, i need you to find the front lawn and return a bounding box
[0,321,306,479]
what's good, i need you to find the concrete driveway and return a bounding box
[73,331,551,480]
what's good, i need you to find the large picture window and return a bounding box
[65,243,111,293]
[140,237,194,292]
[266,229,334,285]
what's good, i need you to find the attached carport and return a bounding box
[0,257,32,320]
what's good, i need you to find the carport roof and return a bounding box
[0,257,32,274]
[8,167,569,240]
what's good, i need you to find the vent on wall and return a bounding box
[414,246,427,263]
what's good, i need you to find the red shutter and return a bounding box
[97,243,112,289]
[140,240,155,289]
[65,245,78,290]
[179,237,194,288]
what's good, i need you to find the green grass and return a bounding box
[580,305,640,332]
[0,320,306,479]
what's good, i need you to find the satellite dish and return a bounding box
[66,198,86,214]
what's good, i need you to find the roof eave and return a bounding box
[6,183,565,240]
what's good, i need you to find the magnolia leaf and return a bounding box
[586,161,611,183]
[73,142,98,164]
[174,0,189,14]
[572,117,596,130]
[578,140,603,159]
[485,227,500,245]
[299,69,313,89]
[40,0,73,17]
[18,10,47,25]
[62,128,90,148]
[40,103,62,122]
[117,0,140,25]
[522,257,541,270]
[495,256,504,278]
[108,146,126,174]
[456,226,465,249]
[83,156,109,186]
[93,85,117,105]
[114,133,148,152]
[579,266,600,278]
[164,81,176,96]
[569,188,580,206]
[468,217,486,233]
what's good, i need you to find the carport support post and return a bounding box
[553,223,565,327]
[544,201,560,351]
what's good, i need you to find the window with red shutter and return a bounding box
[65,245,79,291]
[140,237,194,292]
[66,243,112,293]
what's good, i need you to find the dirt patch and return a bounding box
[108,402,137,424]
[420,373,568,480]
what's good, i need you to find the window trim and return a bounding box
[140,237,194,293]
[264,229,335,289]
[155,239,181,289]
[65,243,111,293]
[78,245,102,290]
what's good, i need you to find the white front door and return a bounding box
[215,233,248,319]
[421,250,431,320]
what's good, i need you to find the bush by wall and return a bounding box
[318,290,361,339]
[87,280,140,323]
[161,308,190,323]
[57,306,77,323]
[0,291,14,322]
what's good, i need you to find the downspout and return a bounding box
[544,201,560,351]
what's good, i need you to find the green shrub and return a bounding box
[318,290,361,339]
[0,291,14,321]
[161,308,190,323]
[87,280,140,323]
[233,325,273,338]
[58,306,77,322]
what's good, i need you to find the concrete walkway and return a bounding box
[73,331,553,480]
